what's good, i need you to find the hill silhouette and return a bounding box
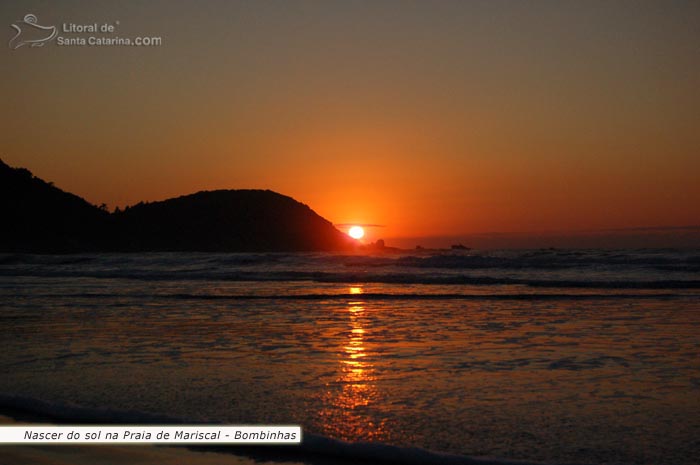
[0,159,355,253]
[114,190,354,252]
[1,159,110,252]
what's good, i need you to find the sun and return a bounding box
[348,226,365,239]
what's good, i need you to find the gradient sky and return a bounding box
[2,0,699,244]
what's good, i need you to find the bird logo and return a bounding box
[9,14,57,50]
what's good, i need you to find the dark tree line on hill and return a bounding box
[0,159,355,253]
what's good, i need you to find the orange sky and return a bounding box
[2,1,699,244]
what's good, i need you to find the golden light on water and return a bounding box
[318,285,386,440]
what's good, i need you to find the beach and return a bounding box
[1,250,699,464]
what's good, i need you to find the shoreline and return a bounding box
[0,398,546,465]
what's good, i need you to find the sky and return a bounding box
[2,0,699,246]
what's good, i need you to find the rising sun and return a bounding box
[348,226,365,239]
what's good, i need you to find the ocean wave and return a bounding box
[20,292,688,301]
[394,251,700,271]
[0,393,549,465]
[1,268,698,289]
[3,250,699,269]
[1,250,698,290]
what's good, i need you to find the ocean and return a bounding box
[1,249,699,465]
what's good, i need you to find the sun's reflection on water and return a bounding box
[318,286,386,440]
[349,286,363,295]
